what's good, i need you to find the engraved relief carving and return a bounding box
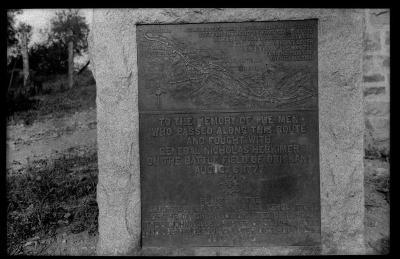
[144,33,316,109]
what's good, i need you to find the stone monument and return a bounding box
[89,9,365,255]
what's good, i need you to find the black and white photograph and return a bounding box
[6,8,390,255]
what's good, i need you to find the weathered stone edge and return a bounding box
[90,8,365,255]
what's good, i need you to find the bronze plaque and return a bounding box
[137,20,320,247]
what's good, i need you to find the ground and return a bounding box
[6,75,99,255]
[6,106,98,255]
[6,79,389,255]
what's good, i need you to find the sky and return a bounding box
[15,9,93,47]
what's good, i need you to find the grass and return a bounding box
[7,69,98,255]
[7,148,98,255]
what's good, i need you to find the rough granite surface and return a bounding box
[89,8,365,255]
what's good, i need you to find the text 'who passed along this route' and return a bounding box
[137,20,320,247]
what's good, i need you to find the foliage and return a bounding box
[7,9,23,65]
[29,42,69,76]
[7,9,22,47]
[11,9,90,77]
[16,22,33,48]
[46,9,89,55]
[7,149,98,255]
[7,22,33,91]
[7,9,90,96]
[7,69,96,125]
